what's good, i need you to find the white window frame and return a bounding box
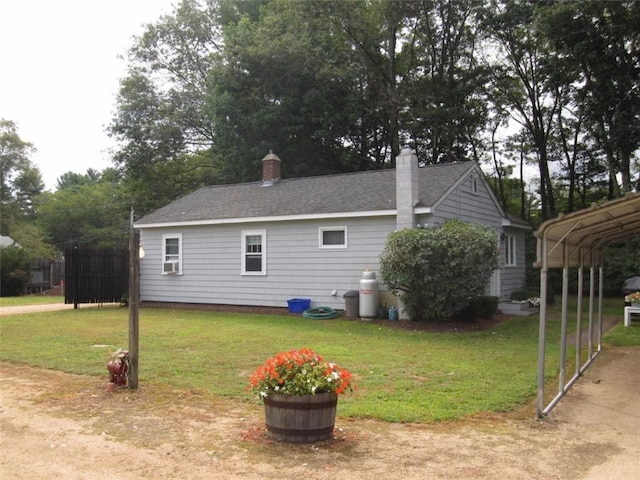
[505,234,516,267]
[241,229,267,275]
[162,233,183,275]
[319,226,348,249]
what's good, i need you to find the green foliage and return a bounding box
[0,223,56,297]
[0,119,44,233]
[102,0,639,222]
[0,246,30,296]
[36,181,128,249]
[601,241,640,296]
[10,222,56,260]
[379,220,499,321]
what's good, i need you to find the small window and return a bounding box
[319,227,347,249]
[162,233,182,274]
[472,177,479,194]
[505,234,516,266]
[242,230,266,275]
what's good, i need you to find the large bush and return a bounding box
[379,220,499,321]
[0,246,30,296]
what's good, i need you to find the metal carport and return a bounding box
[535,192,640,418]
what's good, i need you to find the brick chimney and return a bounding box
[396,147,419,230]
[261,150,281,186]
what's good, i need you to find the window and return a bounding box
[472,177,479,194]
[242,230,266,275]
[319,227,347,249]
[505,234,516,266]
[162,233,182,274]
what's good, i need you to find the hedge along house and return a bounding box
[134,148,529,318]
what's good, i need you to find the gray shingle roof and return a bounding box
[135,162,476,226]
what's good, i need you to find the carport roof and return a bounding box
[535,193,640,268]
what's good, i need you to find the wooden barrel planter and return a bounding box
[263,392,337,443]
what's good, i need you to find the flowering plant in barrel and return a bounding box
[625,291,640,304]
[248,348,353,397]
[248,349,354,443]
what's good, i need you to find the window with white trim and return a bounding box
[472,177,479,194]
[162,233,182,274]
[505,234,516,266]
[319,226,347,249]
[242,230,266,275]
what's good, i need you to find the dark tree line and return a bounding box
[108,0,639,223]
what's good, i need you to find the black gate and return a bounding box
[65,246,128,307]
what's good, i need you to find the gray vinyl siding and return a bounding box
[500,227,527,299]
[430,173,504,229]
[139,216,395,310]
[417,173,524,300]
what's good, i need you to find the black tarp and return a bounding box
[622,276,640,295]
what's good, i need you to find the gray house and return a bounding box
[134,148,529,317]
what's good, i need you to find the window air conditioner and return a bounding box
[163,261,179,274]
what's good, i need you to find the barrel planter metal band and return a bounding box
[263,392,337,443]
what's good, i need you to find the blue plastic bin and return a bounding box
[287,298,311,313]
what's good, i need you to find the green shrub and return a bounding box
[475,295,499,318]
[510,290,530,301]
[380,219,499,322]
[0,246,30,296]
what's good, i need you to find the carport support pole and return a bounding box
[128,210,139,389]
[536,237,549,418]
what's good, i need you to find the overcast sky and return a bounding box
[1,0,177,190]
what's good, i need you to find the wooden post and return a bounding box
[128,210,140,389]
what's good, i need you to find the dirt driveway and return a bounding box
[1,344,639,480]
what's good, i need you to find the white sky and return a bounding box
[0,0,177,190]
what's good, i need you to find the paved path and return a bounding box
[0,303,118,316]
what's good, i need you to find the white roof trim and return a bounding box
[502,218,531,230]
[135,208,429,229]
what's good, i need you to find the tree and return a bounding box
[379,220,499,321]
[0,245,30,296]
[0,119,45,233]
[208,0,367,180]
[55,169,101,190]
[109,0,223,213]
[537,0,640,197]
[481,0,567,220]
[37,181,128,249]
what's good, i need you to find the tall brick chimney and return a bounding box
[261,150,281,186]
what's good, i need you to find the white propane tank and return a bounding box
[359,270,379,318]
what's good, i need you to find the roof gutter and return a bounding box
[135,208,434,229]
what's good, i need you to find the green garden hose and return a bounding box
[302,307,340,319]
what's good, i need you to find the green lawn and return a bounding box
[1,300,637,422]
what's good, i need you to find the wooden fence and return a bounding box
[64,246,128,307]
